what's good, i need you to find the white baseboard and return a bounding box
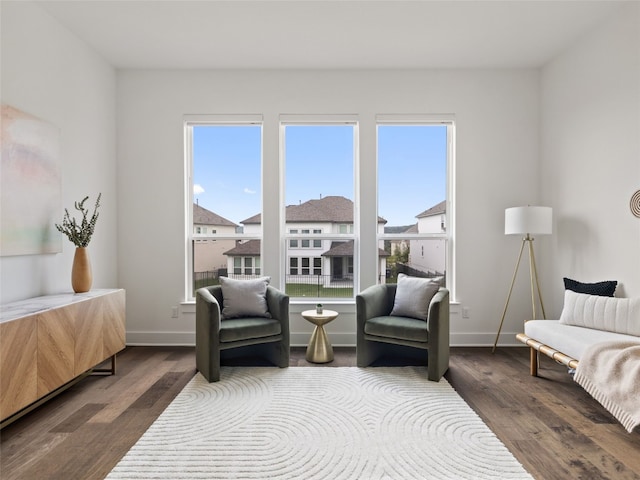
[125,330,526,348]
[126,330,195,346]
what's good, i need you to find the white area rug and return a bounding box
[107,367,532,479]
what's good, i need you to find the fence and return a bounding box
[395,263,445,281]
[193,269,226,290]
[284,274,353,298]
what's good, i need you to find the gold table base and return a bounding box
[302,309,338,363]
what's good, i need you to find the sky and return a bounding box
[192,124,446,226]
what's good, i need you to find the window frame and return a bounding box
[184,115,264,300]
[375,115,455,292]
[279,115,360,300]
[184,113,455,303]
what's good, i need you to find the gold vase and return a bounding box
[71,247,92,293]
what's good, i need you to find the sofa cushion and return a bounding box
[389,273,439,320]
[220,276,271,319]
[364,315,429,343]
[219,317,281,343]
[564,277,617,297]
[525,320,638,361]
[559,290,640,336]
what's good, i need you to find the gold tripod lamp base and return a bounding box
[492,206,552,353]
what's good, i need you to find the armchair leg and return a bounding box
[199,358,221,382]
[357,339,383,367]
[427,350,448,382]
[196,345,220,382]
[277,341,290,368]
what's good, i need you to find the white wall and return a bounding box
[541,2,640,315]
[117,69,540,346]
[8,3,635,348]
[0,2,118,303]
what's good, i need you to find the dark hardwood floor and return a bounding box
[1,346,639,479]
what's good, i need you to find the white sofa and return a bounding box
[517,290,640,376]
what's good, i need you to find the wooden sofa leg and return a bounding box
[530,347,539,377]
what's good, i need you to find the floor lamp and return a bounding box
[492,206,552,353]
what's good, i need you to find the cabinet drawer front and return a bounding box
[38,306,75,396]
[1,316,38,419]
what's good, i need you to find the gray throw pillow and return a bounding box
[390,273,440,320]
[220,276,271,319]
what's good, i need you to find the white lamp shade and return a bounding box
[505,206,552,235]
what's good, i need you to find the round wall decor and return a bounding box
[631,190,640,218]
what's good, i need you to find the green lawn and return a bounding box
[194,279,353,298]
[285,283,353,298]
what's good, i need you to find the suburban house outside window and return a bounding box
[376,116,453,288]
[185,116,263,298]
[279,118,364,299]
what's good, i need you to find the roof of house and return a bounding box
[385,224,417,234]
[193,203,238,227]
[322,240,390,258]
[223,239,389,257]
[241,196,387,225]
[416,200,446,219]
[223,239,260,256]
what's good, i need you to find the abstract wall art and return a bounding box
[1,104,62,256]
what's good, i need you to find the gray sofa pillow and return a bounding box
[390,273,440,320]
[220,276,271,319]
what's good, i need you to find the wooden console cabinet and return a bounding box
[0,289,125,424]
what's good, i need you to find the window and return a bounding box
[186,117,263,297]
[289,229,298,247]
[281,119,357,299]
[185,114,454,302]
[313,229,322,248]
[377,118,452,286]
[289,256,322,277]
[230,256,260,276]
[290,228,323,249]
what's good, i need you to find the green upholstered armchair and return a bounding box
[356,284,450,381]
[195,285,290,382]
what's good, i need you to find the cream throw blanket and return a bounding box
[574,340,640,433]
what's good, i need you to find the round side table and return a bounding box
[301,309,338,363]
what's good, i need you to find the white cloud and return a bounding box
[194,184,205,195]
[244,188,256,194]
